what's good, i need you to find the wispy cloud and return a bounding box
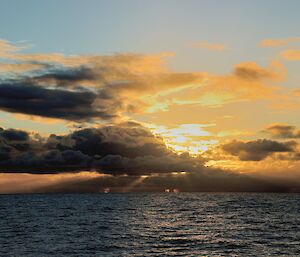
[0,39,25,56]
[260,37,300,47]
[159,61,285,107]
[280,49,300,60]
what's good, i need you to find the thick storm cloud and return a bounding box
[0,128,32,162]
[222,139,297,161]
[0,124,206,174]
[0,82,113,121]
[0,61,135,121]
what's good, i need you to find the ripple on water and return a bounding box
[0,193,299,256]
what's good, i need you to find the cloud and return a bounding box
[281,49,300,60]
[0,123,297,193]
[222,139,297,161]
[0,39,289,121]
[266,88,300,111]
[0,123,208,175]
[294,89,300,96]
[263,124,300,139]
[260,37,300,47]
[276,152,300,161]
[0,39,208,121]
[163,61,284,107]
[0,63,44,74]
[0,39,24,56]
[0,82,107,121]
[191,41,226,51]
[0,128,33,162]
[233,62,284,81]
[31,66,99,85]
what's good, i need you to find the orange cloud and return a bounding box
[0,39,24,57]
[267,88,300,111]
[293,89,300,96]
[281,49,300,60]
[0,62,43,73]
[260,37,300,47]
[158,61,284,108]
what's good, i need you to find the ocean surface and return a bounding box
[0,193,299,256]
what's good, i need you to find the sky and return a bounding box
[1,0,300,193]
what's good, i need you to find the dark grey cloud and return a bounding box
[47,125,169,157]
[0,128,33,162]
[264,124,300,139]
[222,139,297,161]
[0,82,118,121]
[32,66,99,84]
[0,128,29,141]
[0,150,93,173]
[0,63,151,121]
[0,124,205,175]
[95,153,204,175]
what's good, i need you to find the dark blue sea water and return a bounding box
[0,193,299,256]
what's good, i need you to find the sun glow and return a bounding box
[147,123,219,155]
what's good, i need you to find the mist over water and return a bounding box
[1,193,299,256]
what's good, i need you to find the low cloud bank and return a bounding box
[0,123,297,193]
[0,123,206,175]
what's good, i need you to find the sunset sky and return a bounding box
[1,0,300,193]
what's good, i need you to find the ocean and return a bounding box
[0,193,299,256]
